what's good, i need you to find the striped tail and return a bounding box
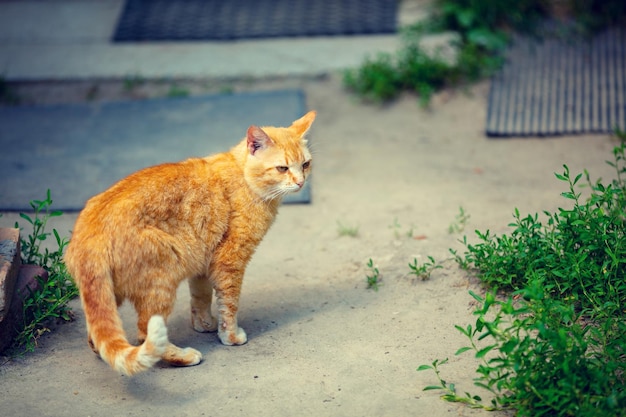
[66,252,169,376]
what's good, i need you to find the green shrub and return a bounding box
[344,0,625,105]
[420,140,626,416]
[431,0,546,35]
[11,190,78,352]
[462,144,626,311]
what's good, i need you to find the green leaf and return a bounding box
[573,173,582,185]
[467,28,507,51]
[456,9,476,28]
[19,212,34,225]
[455,346,472,355]
[455,324,472,337]
[475,344,497,358]
[423,385,445,391]
[417,364,433,371]
[469,290,483,302]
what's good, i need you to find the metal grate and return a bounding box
[486,27,626,137]
[113,0,398,42]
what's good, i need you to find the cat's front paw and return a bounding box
[218,327,247,346]
[191,309,218,333]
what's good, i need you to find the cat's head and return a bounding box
[244,111,316,201]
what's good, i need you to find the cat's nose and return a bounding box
[296,179,304,188]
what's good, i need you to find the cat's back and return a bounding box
[73,156,232,236]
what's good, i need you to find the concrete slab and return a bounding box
[0,90,310,210]
[0,0,404,80]
[0,0,123,43]
[2,37,401,80]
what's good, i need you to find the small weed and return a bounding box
[448,245,470,270]
[418,358,495,410]
[448,206,470,234]
[219,85,235,95]
[11,190,78,352]
[365,258,382,291]
[405,223,415,238]
[388,218,415,239]
[388,217,402,238]
[408,256,442,281]
[166,85,190,98]
[123,74,145,92]
[337,221,359,237]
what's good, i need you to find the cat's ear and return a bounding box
[247,126,273,155]
[290,110,317,137]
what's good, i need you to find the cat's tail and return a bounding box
[68,256,169,376]
[85,298,169,376]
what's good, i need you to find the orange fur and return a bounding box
[64,111,316,376]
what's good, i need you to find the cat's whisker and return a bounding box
[263,186,290,201]
[307,141,321,154]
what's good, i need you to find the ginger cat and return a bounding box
[64,111,316,376]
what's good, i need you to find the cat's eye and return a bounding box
[276,166,289,173]
[302,161,311,170]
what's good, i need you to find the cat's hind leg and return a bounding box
[189,275,218,333]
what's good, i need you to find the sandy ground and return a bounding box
[0,75,619,417]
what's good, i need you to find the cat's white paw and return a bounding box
[180,347,203,366]
[218,327,247,346]
[191,312,218,333]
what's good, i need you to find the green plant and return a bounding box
[388,217,402,238]
[337,221,359,237]
[448,206,470,234]
[166,85,190,98]
[343,40,460,107]
[365,258,382,291]
[431,0,545,38]
[421,142,626,416]
[421,286,626,415]
[343,52,401,103]
[408,256,442,281]
[219,85,235,95]
[123,74,145,92]
[418,358,495,410]
[461,147,626,300]
[12,190,78,352]
[343,0,512,105]
[387,218,415,239]
[345,0,626,106]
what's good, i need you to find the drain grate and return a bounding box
[113,0,398,41]
[486,27,626,137]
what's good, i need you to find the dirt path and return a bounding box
[0,75,616,416]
